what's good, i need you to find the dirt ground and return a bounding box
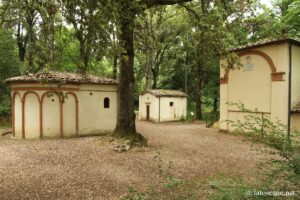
[0,121,279,200]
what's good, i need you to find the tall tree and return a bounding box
[180,0,253,119]
[136,7,185,89]
[0,28,20,117]
[61,0,111,74]
[0,0,39,71]
[113,0,192,144]
[245,0,300,40]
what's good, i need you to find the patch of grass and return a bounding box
[186,102,219,124]
[122,148,299,200]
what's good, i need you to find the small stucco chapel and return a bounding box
[139,89,187,123]
[220,38,300,132]
[6,71,118,139]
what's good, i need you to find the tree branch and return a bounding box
[144,0,193,8]
[179,3,200,21]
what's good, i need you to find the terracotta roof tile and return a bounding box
[232,37,300,52]
[5,71,118,85]
[142,89,187,97]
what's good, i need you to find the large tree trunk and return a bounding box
[152,70,158,89]
[185,48,189,93]
[195,62,203,120]
[114,10,146,144]
[113,54,118,79]
[17,23,27,62]
[146,48,154,90]
[48,9,56,69]
[113,0,191,144]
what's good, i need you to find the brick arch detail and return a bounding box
[22,91,41,139]
[12,91,22,137]
[220,49,285,84]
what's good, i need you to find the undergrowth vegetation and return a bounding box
[122,150,299,200]
[122,102,300,199]
[226,102,300,174]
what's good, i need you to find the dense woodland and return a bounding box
[0,0,299,140]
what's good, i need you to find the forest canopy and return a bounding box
[0,0,299,138]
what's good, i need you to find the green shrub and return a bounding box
[226,102,300,174]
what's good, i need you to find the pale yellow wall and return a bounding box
[228,55,271,112]
[139,93,187,122]
[159,97,187,122]
[63,94,77,137]
[11,83,118,139]
[77,90,117,135]
[24,93,40,139]
[220,43,290,131]
[291,45,300,107]
[43,94,60,138]
[14,94,22,138]
[78,84,117,91]
[291,114,300,131]
[270,82,289,123]
[258,43,289,72]
[219,84,228,130]
[139,93,159,122]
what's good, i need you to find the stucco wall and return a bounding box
[24,93,40,139]
[159,97,187,122]
[11,83,118,139]
[63,93,77,137]
[139,93,187,122]
[291,114,300,131]
[43,93,60,138]
[78,89,117,135]
[291,45,300,107]
[220,43,290,131]
[14,93,22,138]
[291,45,300,132]
[228,55,271,112]
[139,93,159,122]
[219,84,228,130]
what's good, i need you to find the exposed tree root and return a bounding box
[111,131,147,147]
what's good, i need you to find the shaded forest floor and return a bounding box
[0,121,298,199]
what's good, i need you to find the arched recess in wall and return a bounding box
[22,91,41,139]
[220,49,284,84]
[63,92,79,137]
[41,92,61,138]
[12,92,22,138]
[227,52,272,112]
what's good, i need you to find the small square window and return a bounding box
[170,102,174,107]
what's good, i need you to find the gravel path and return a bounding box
[0,121,278,200]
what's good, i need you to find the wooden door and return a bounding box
[146,105,150,121]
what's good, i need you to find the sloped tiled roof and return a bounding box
[5,71,118,85]
[142,89,187,97]
[232,38,300,52]
[292,102,300,113]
